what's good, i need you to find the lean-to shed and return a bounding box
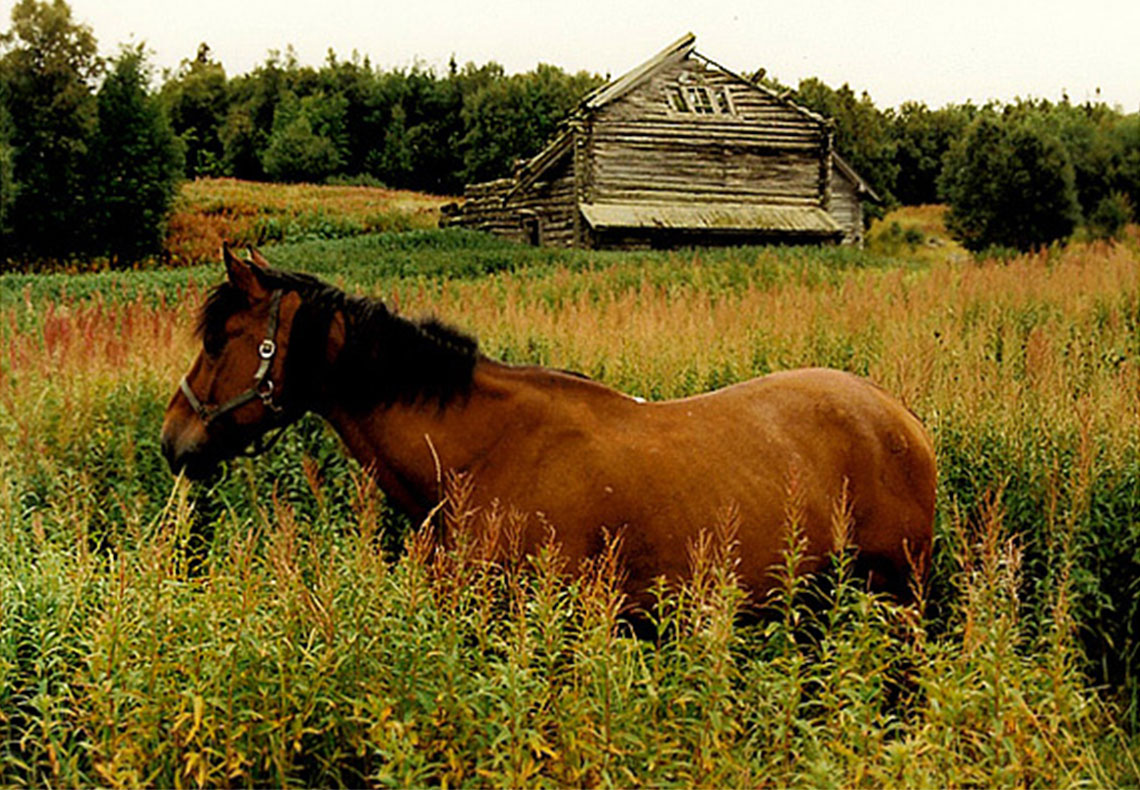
[440,33,876,249]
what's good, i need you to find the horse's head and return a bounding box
[162,247,307,478]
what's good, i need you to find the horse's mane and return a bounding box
[197,267,479,412]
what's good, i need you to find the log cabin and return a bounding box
[440,33,878,249]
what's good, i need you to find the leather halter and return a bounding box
[180,289,287,436]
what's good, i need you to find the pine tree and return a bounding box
[88,45,182,262]
[161,42,228,177]
[0,0,100,260]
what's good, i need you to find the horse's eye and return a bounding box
[203,330,227,358]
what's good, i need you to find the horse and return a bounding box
[162,247,936,609]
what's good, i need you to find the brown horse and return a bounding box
[162,248,936,607]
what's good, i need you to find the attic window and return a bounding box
[666,84,735,115]
[667,87,687,112]
[687,85,715,113]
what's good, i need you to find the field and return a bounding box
[137,178,450,268]
[1,213,1139,786]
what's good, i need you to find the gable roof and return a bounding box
[578,33,828,126]
[506,34,834,196]
[506,128,574,200]
[831,152,882,203]
[580,32,697,110]
[691,51,830,127]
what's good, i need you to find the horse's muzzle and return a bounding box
[161,434,177,470]
[164,446,223,481]
[162,433,196,476]
[161,426,217,480]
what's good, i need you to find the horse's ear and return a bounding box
[247,246,271,269]
[223,245,268,299]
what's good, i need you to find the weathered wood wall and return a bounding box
[587,57,826,208]
[828,174,864,245]
[590,227,842,251]
[440,159,578,247]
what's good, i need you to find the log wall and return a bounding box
[440,160,578,248]
[828,174,865,245]
[587,57,826,208]
[440,51,864,250]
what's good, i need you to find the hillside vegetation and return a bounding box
[165,178,450,265]
[1,225,1138,786]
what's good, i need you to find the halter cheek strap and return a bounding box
[180,289,286,430]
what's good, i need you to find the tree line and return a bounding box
[3,0,1139,266]
[0,0,602,265]
[163,43,603,196]
[0,0,182,263]
[780,76,1140,252]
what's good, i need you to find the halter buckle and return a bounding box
[181,289,287,428]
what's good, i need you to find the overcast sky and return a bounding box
[4,0,1138,111]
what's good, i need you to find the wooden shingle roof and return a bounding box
[832,152,882,203]
[581,202,843,237]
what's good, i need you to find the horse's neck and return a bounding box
[320,360,525,517]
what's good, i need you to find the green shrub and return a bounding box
[261,115,343,183]
[260,91,348,184]
[941,113,1082,252]
[1087,191,1133,240]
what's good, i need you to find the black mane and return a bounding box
[197,267,479,413]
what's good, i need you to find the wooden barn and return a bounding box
[441,33,878,249]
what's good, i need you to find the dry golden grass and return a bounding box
[5,237,1136,464]
[876,204,956,238]
[164,178,452,264]
[372,241,1138,456]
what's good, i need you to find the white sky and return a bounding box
[4,0,1139,111]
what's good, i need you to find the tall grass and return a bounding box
[1,232,1138,785]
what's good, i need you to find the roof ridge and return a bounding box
[501,33,698,198]
[580,32,696,111]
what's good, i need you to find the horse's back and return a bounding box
[481,365,935,604]
[625,367,935,601]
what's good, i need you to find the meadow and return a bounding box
[164,178,453,266]
[1,218,1138,786]
[14,177,451,272]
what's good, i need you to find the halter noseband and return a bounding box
[180,288,287,435]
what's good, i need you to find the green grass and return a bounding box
[0,228,912,308]
[1,231,1139,786]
